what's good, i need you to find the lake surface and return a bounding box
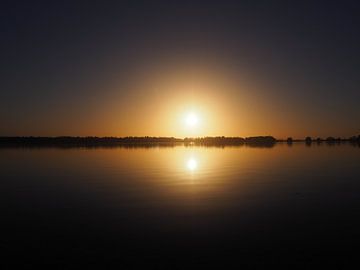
[1,143,360,268]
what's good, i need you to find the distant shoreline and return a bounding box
[0,135,359,148]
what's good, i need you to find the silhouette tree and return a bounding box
[286,137,293,145]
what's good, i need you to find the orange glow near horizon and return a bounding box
[96,64,291,139]
[6,60,357,139]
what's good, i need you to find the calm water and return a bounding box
[1,143,360,268]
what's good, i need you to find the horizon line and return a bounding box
[1,135,359,141]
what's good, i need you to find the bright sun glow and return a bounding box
[187,158,198,171]
[185,113,199,127]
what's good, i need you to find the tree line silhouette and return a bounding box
[0,135,359,148]
[0,136,276,148]
[184,136,276,146]
[284,135,360,145]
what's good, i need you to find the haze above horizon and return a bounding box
[1,1,359,138]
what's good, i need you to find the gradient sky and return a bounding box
[1,0,359,138]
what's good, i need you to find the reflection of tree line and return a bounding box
[0,135,359,148]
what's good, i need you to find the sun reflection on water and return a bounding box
[186,157,198,172]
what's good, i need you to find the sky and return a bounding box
[1,0,359,139]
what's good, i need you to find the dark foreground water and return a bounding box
[1,143,360,269]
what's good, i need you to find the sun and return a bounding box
[185,113,199,127]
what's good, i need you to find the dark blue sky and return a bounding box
[1,0,359,137]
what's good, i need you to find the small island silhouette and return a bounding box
[0,135,359,148]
